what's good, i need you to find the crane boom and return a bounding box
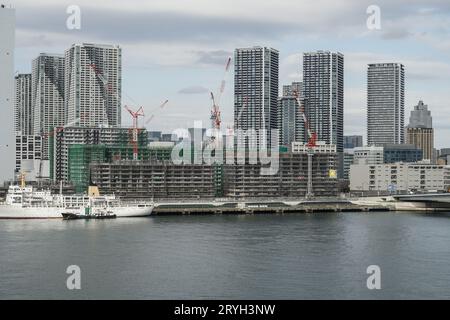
[210,57,232,132]
[293,90,317,147]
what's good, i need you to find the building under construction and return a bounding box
[223,146,338,198]
[86,143,337,199]
[90,160,218,199]
[67,141,174,193]
[50,126,148,182]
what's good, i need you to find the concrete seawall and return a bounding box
[152,199,394,215]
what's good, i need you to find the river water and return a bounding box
[1,211,450,299]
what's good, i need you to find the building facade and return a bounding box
[383,144,423,164]
[14,134,49,181]
[353,146,384,165]
[90,161,217,199]
[234,47,279,146]
[14,74,33,135]
[51,126,147,182]
[32,53,65,160]
[0,5,16,182]
[344,135,363,149]
[224,147,338,198]
[65,43,122,128]
[303,51,344,152]
[406,100,434,162]
[367,63,405,146]
[350,162,446,192]
[282,81,302,97]
[277,96,304,147]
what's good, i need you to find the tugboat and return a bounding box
[62,185,117,220]
[61,209,117,220]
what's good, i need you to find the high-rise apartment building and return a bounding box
[282,81,302,97]
[0,5,15,182]
[277,97,304,146]
[367,63,405,146]
[14,74,33,135]
[234,47,279,146]
[32,53,65,159]
[406,100,434,162]
[303,51,344,176]
[65,43,122,128]
[303,51,344,152]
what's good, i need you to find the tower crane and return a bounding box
[124,105,145,161]
[209,57,232,144]
[293,90,316,199]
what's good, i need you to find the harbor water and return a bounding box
[1,211,450,299]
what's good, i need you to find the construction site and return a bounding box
[45,56,340,202]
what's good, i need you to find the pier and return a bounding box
[152,199,393,215]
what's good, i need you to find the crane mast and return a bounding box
[293,90,316,199]
[209,57,232,145]
[124,105,145,161]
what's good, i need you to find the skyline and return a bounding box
[8,0,450,149]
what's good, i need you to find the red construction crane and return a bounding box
[210,57,232,139]
[124,105,145,161]
[293,89,316,199]
[293,90,317,148]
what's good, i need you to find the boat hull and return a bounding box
[0,205,153,219]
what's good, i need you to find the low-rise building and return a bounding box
[90,160,218,199]
[224,142,338,198]
[350,162,446,192]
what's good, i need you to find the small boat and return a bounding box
[62,212,117,220]
[62,206,116,220]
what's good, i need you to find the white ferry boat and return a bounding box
[0,179,153,219]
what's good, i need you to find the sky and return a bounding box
[10,0,450,148]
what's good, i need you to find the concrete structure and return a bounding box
[445,166,450,192]
[14,74,33,135]
[350,162,446,192]
[65,43,122,127]
[90,161,218,199]
[18,159,50,182]
[353,146,384,165]
[367,63,405,146]
[438,149,450,165]
[32,53,65,159]
[14,134,44,179]
[234,47,279,146]
[343,149,355,180]
[353,144,422,165]
[224,147,338,198]
[0,5,15,182]
[406,100,434,162]
[277,96,304,146]
[344,135,363,149]
[51,126,147,182]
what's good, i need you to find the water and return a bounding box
[1,211,450,299]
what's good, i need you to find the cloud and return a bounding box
[381,29,412,40]
[178,86,209,94]
[195,50,232,66]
